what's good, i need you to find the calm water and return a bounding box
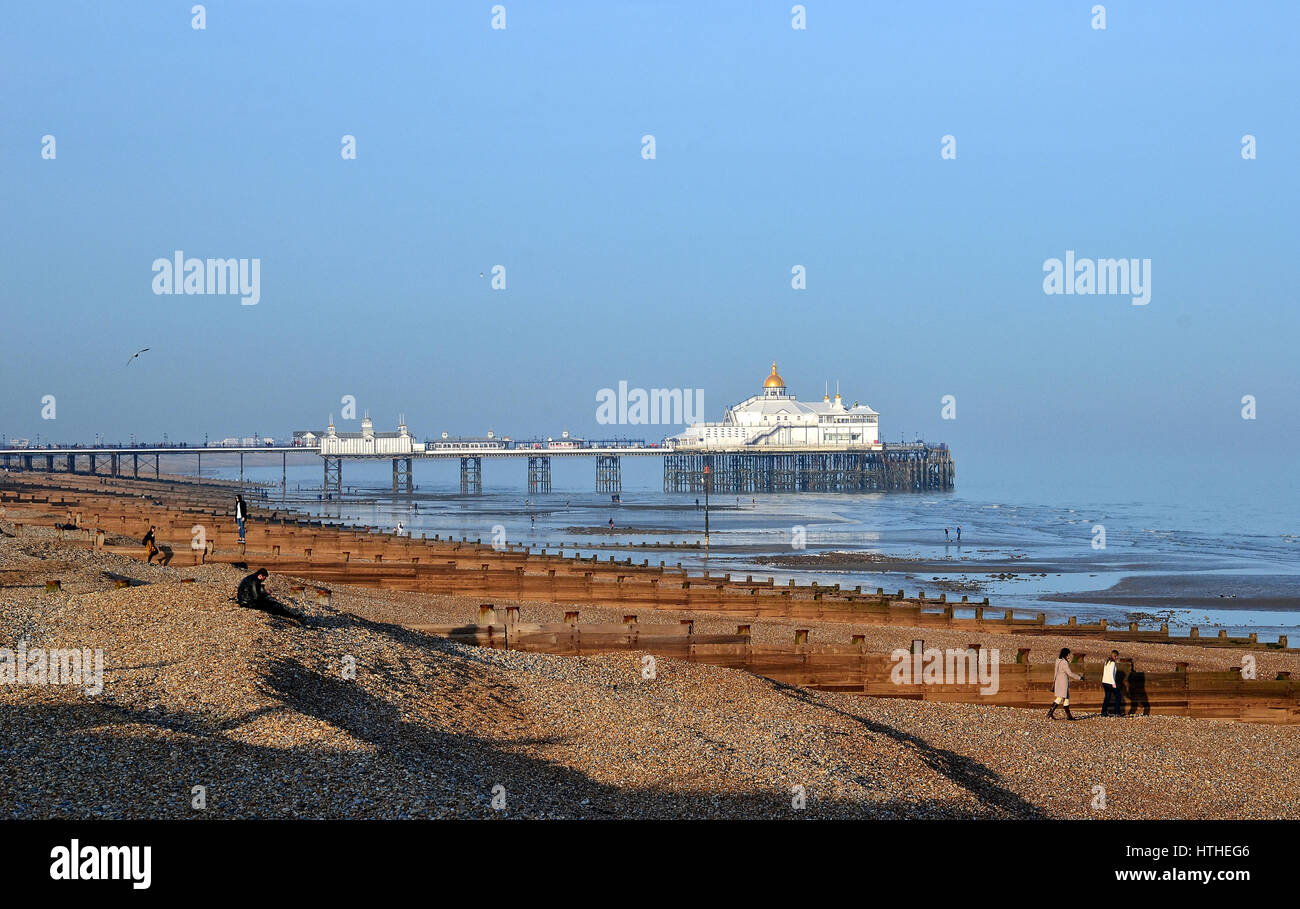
[187,451,1300,641]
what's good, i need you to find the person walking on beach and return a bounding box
[235,494,248,543]
[1048,647,1084,720]
[944,527,950,541]
[1101,650,1123,717]
[608,517,615,532]
[142,525,158,563]
[956,526,961,542]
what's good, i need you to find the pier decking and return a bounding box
[1,441,955,494]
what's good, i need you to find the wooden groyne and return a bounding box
[409,610,1300,724]
[0,473,1289,656]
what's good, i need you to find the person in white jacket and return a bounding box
[1101,650,1123,717]
[1047,647,1084,720]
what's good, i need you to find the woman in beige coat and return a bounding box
[1048,647,1084,720]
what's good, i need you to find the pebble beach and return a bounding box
[2,518,1298,821]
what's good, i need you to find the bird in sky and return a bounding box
[125,347,150,366]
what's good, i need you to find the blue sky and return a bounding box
[2,1,1297,487]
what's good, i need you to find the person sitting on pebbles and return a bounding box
[236,568,310,626]
[1047,647,1084,721]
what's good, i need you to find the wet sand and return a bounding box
[1046,574,1300,612]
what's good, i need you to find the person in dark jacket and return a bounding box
[236,569,308,625]
[236,568,268,606]
[1101,650,1123,716]
[142,525,158,563]
[235,494,249,543]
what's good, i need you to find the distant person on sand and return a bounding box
[944,527,949,541]
[608,517,615,532]
[235,494,248,543]
[1101,650,1123,717]
[956,526,961,542]
[395,522,405,537]
[236,568,308,625]
[142,525,158,563]
[1047,647,1084,721]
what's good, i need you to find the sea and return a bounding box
[185,449,1300,642]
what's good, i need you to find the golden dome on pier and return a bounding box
[763,362,786,388]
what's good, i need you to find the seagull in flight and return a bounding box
[125,347,150,366]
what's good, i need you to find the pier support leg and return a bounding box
[460,457,482,495]
[663,447,952,494]
[323,457,342,499]
[133,453,138,478]
[239,453,244,485]
[527,456,551,494]
[155,454,160,478]
[595,455,621,493]
[392,458,413,494]
[46,455,54,472]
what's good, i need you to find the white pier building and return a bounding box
[667,363,880,451]
[318,415,426,457]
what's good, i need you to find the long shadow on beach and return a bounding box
[0,693,1014,820]
[758,677,1046,818]
[0,599,1045,820]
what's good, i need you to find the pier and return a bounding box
[2,442,955,495]
[0,445,304,485]
[3,439,956,495]
[1,365,961,495]
[663,444,954,493]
